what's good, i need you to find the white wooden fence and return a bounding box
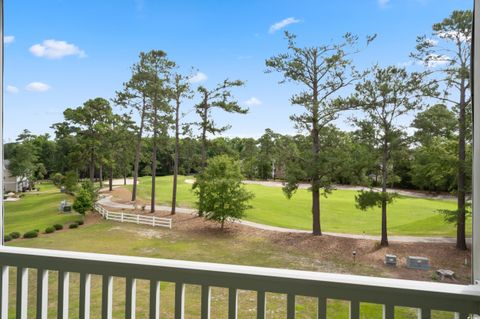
[94,204,172,229]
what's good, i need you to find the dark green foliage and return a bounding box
[23,230,39,239]
[437,204,472,225]
[69,223,79,229]
[73,181,98,215]
[193,155,254,229]
[53,224,63,230]
[4,235,12,242]
[76,220,84,225]
[51,172,64,187]
[45,227,55,234]
[63,171,79,193]
[9,231,21,239]
[355,190,398,211]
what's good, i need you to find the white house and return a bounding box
[3,160,28,193]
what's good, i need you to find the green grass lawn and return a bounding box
[129,175,469,237]
[7,220,456,319]
[4,183,82,235]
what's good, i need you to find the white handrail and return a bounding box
[0,246,479,318]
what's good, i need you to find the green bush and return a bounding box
[53,224,63,230]
[4,235,12,242]
[34,229,40,233]
[10,232,21,239]
[45,227,55,234]
[76,220,84,226]
[69,223,79,229]
[23,231,39,239]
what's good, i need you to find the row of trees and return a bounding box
[4,10,472,249]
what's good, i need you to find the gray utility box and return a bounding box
[385,254,397,266]
[406,256,430,270]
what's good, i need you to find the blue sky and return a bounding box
[3,0,473,142]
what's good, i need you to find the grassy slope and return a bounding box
[8,221,452,319]
[4,182,81,234]
[129,176,468,237]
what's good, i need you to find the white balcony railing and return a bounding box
[0,246,479,319]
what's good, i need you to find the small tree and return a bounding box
[193,155,254,229]
[63,171,79,194]
[73,188,93,215]
[72,181,98,215]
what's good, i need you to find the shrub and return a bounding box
[69,223,79,229]
[10,231,21,239]
[34,229,40,233]
[53,224,63,230]
[4,235,12,242]
[23,231,39,239]
[76,220,84,226]
[73,182,98,214]
[193,155,254,229]
[45,227,55,234]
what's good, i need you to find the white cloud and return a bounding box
[26,82,51,92]
[4,35,15,44]
[245,97,262,106]
[378,0,390,7]
[189,72,208,83]
[6,85,19,94]
[269,17,300,34]
[29,39,86,59]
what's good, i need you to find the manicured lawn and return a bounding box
[129,176,468,237]
[4,183,82,234]
[7,220,455,319]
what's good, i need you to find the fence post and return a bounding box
[121,213,124,223]
[137,215,139,224]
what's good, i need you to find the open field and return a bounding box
[6,212,470,319]
[124,176,469,237]
[4,183,82,234]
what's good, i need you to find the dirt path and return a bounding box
[97,194,469,244]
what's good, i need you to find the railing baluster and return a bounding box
[175,282,184,319]
[102,275,113,319]
[0,266,9,319]
[287,293,295,319]
[350,300,360,319]
[36,269,49,319]
[126,277,137,319]
[256,290,265,319]
[383,304,394,319]
[58,271,70,319]
[16,267,28,319]
[418,308,430,319]
[79,273,91,319]
[317,297,326,319]
[228,288,238,319]
[149,280,160,319]
[201,285,211,319]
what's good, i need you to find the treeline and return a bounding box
[4,10,472,249]
[5,105,470,193]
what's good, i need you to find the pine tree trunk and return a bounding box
[311,124,321,236]
[89,151,95,183]
[171,99,180,215]
[456,83,467,250]
[381,135,389,247]
[132,100,147,202]
[109,166,113,192]
[99,164,103,187]
[151,100,159,214]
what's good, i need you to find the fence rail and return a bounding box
[94,204,172,229]
[0,246,479,319]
